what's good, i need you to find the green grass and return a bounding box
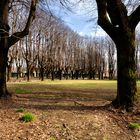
[8,80,117,92]
[20,112,35,122]
[15,88,32,94]
[129,122,140,130]
[7,80,140,99]
[16,108,25,113]
[7,79,140,89]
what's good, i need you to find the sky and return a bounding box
[40,0,140,38]
[40,0,107,37]
[58,11,107,37]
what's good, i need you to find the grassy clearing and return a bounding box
[7,80,140,103]
[8,80,117,93]
[7,80,118,107]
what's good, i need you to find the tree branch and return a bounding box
[96,0,116,41]
[107,0,128,29]
[129,5,140,30]
[8,0,37,48]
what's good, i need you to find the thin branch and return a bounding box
[8,0,38,48]
[129,5,140,30]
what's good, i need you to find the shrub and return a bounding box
[20,112,35,122]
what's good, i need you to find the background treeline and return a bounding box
[7,0,140,81]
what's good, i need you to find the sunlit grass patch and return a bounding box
[8,80,118,93]
[43,80,117,90]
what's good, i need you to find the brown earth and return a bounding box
[0,82,140,140]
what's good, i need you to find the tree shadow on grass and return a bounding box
[14,102,111,111]
[7,89,116,111]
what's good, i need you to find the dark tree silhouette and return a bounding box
[0,0,37,97]
[96,0,140,110]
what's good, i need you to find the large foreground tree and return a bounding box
[0,0,37,97]
[96,0,140,110]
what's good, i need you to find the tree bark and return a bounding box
[7,65,12,82]
[40,67,44,81]
[51,69,54,81]
[0,0,10,97]
[58,68,62,80]
[95,0,140,110]
[112,32,137,109]
[71,70,74,80]
[0,48,10,97]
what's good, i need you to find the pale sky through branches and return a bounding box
[41,0,107,37]
[41,0,140,37]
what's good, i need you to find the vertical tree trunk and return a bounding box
[88,70,92,79]
[40,67,44,81]
[16,66,20,79]
[27,68,30,81]
[26,62,30,81]
[7,66,12,82]
[71,71,74,80]
[95,0,140,110]
[0,0,10,97]
[112,33,137,109]
[101,72,104,80]
[51,70,54,81]
[75,70,79,79]
[0,0,37,97]
[58,68,62,80]
[0,49,10,97]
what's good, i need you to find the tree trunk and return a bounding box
[40,67,44,81]
[7,66,12,82]
[0,0,10,97]
[71,71,74,80]
[95,0,140,111]
[26,64,30,82]
[58,68,62,80]
[88,70,92,79]
[0,48,10,97]
[51,70,54,81]
[0,0,37,97]
[75,70,79,79]
[101,72,104,80]
[16,66,20,79]
[112,33,137,109]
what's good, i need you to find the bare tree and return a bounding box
[106,37,116,80]
[95,0,140,109]
[0,0,37,97]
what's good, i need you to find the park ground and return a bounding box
[0,80,140,140]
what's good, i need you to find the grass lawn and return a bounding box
[8,80,118,106]
[7,80,140,102]
[8,79,117,92]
